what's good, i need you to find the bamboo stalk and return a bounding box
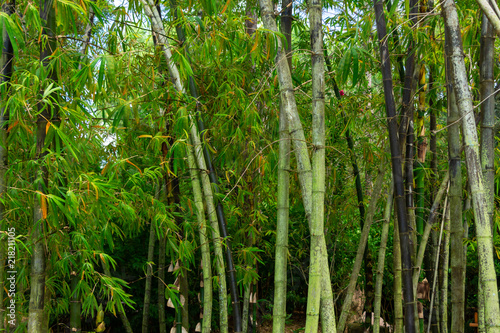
[186,143,213,333]
[373,1,417,331]
[442,1,500,330]
[304,0,326,329]
[373,186,393,333]
[439,202,450,333]
[272,0,292,329]
[259,0,336,330]
[142,210,157,333]
[393,215,403,332]
[445,23,465,333]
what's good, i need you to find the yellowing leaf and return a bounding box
[101,161,110,175]
[7,120,18,132]
[221,0,231,14]
[126,159,143,175]
[138,135,152,139]
[250,35,259,53]
[41,195,47,219]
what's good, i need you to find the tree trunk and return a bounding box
[373,0,416,331]
[442,1,500,330]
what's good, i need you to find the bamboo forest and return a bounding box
[2,0,500,331]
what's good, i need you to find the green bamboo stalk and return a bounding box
[189,127,228,333]
[304,0,326,329]
[158,234,167,333]
[373,186,393,333]
[242,284,250,333]
[142,214,157,333]
[70,273,82,332]
[412,173,450,288]
[442,1,500,331]
[272,0,292,329]
[337,159,387,332]
[445,24,464,333]
[186,142,213,333]
[373,1,417,331]
[259,0,336,331]
[439,203,450,333]
[0,1,14,330]
[272,102,290,333]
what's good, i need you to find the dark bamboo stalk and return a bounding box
[445,23,465,333]
[479,11,496,229]
[398,0,419,146]
[373,1,416,331]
